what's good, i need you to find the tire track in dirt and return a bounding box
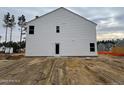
[62,58,91,85]
[81,60,123,84]
[19,57,53,84]
[104,60,124,72]
[45,58,58,84]
[22,57,57,84]
[49,58,66,85]
[0,58,33,78]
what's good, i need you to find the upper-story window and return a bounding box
[90,43,95,52]
[56,26,60,33]
[29,26,34,34]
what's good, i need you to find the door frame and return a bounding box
[55,43,60,56]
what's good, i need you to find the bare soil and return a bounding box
[0,55,124,85]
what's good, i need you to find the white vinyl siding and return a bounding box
[26,8,97,56]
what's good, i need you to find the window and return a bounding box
[90,43,95,52]
[29,26,34,34]
[56,26,60,33]
[55,43,59,54]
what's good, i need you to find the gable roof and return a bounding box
[27,7,97,25]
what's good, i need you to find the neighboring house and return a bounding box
[26,7,97,56]
[0,46,13,54]
[5,47,13,54]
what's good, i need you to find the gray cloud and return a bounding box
[114,14,124,24]
[99,26,124,32]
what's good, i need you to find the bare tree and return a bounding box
[18,15,26,50]
[8,14,16,53]
[3,12,10,47]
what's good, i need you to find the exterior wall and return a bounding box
[26,8,97,56]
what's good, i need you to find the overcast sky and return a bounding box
[0,7,124,42]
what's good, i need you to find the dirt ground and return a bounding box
[0,54,124,85]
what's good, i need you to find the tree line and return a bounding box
[0,12,27,53]
[0,41,25,53]
[97,39,124,51]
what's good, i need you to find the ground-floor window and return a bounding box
[90,43,95,52]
